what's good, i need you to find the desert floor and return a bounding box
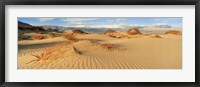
[18,34,182,69]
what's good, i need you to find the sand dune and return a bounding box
[18,33,182,69]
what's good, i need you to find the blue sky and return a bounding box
[18,17,182,28]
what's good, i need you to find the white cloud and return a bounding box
[67,22,97,25]
[153,23,168,26]
[154,18,169,23]
[126,23,174,28]
[89,25,123,28]
[154,18,182,23]
[117,19,126,21]
[62,18,179,29]
[61,18,99,22]
[63,18,127,28]
[37,18,56,22]
[64,24,124,29]
[128,24,148,27]
[107,18,126,24]
[64,23,175,29]
[154,18,165,22]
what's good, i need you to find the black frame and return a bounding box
[0,0,199,87]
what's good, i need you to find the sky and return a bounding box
[18,17,182,29]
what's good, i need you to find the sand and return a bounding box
[18,33,182,69]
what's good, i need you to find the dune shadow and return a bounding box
[79,38,106,42]
[18,41,67,50]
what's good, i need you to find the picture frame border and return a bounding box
[0,0,199,87]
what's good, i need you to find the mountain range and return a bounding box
[18,21,181,34]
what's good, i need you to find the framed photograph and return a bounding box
[0,0,199,87]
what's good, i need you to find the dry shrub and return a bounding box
[101,43,113,49]
[104,30,119,38]
[104,29,117,34]
[26,45,63,64]
[149,34,162,38]
[127,28,142,35]
[72,46,81,54]
[63,33,78,41]
[31,34,45,40]
[26,45,82,64]
[165,30,182,35]
[72,29,88,34]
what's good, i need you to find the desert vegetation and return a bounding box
[63,33,78,42]
[101,43,114,50]
[165,30,182,35]
[104,29,117,34]
[72,29,88,34]
[149,34,162,38]
[26,44,64,64]
[127,28,142,35]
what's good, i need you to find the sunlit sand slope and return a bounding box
[18,34,182,69]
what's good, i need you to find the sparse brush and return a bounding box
[72,29,88,34]
[26,50,52,64]
[63,33,78,42]
[104,30,120,38]
[104,29,117,34]
[72,46,81,54]
[149,34,162,38]
[101,43,113,49]
[165,30,182,35]
[127,28,142,35]
[26,44,63,64]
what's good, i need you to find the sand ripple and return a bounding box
[18,35,182,69]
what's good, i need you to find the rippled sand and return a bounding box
[18,34,182,69]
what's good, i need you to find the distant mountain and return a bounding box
[81,28,123,33]
[18,21,32,26]
[153,25,171,28]
[42,25,66,31]
[42,25,116,33]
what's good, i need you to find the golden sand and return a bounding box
[18,34,182,69]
